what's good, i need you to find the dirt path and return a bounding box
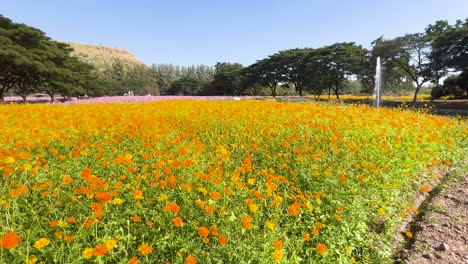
[395,164,468,263]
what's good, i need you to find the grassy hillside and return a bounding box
[66,42,144,68]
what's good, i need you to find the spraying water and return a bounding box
[374,57,381,108]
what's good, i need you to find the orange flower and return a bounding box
[242,215,253,229]
[302,232,311,241]
[316,222,323,229]
[273,240,283,250]
[133,216,141,223]
[54,231,63,239]
[133,189,144,200]
[91,202,103,212]
[337,205,344,212]
[198,226,209,237]
[138,242,153,256]
[96,192,112,203]
[339,174,347,182]
[287,202,300,216]
[81,167,92,179]
[218,235,228,246]
[204,205,215,214]
[335,214,342,221]
[184,255,197,264]
[0,231,21,249]
[312,229,320,236]
[83,218,94,228]
[93,244,108,256]
[316,243,328,255]
[49,220,59,228]
[128,256,140,264]
[64,235,74,243]
[167,175,177,187]
[62,175,73,185]
[419,185,430,193]
[405,231,413,238]
[163,202,180,214]
[209,192,221,199]
[172,217,183,227]
[210,225,219,236]
[66,217,77,224]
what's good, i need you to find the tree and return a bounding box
[304,43,366,99]
[271,49,311,97]
[168,76,203,95]
[1,15,94,102]
[40,42,94,101]
[243,58,283,97]
[373,34,433,102]
[0,15,44,102]
[209,62,244,95]
[427,19,468,72]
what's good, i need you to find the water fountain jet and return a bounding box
[374,57,382,108]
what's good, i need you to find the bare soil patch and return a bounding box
[394,163,468,263]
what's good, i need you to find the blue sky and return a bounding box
[1,0,467,66]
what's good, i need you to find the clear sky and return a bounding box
[1,0,467,66]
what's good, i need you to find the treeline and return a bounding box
[0,15,216,102]
[89,62,216,96]
[1,15,467,102]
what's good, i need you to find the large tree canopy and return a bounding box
[0,15,93,102]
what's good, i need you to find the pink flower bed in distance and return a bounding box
[70,96,261,104]
[3,96,264,104]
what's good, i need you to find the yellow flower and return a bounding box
[249,204,258,213]
[345,246,351,254]
[198,187,208,195]
[112,198,124,205]
[157,194,168,201]
[266,220,276,230]
[34,238,50,250]
[273,249,283,261]
[247,178,256,185]
[106,239,117,250]
[378,208,386,216]
[82,247,94,259]
[5,156,15,164]
[27,255,38,264]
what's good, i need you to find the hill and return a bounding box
[66,42,145,68]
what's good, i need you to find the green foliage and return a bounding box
[0,15,94,102]
[372,34,433,102]
[168,77,204,95]
[426,19,468,72]
[208,62,245,95]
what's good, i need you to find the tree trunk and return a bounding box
[0,95,4,104]
[270,84,277,98]
[413,85,422,103]
[21,95,27,103]
[46,91,55,103]
[334,86,340,100]
[328,87,331,100]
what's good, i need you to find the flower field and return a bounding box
[0,101,466,263]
